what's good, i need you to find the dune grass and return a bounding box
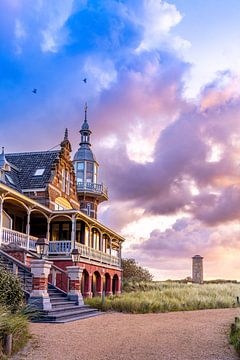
[85,282,240,314]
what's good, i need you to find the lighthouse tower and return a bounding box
[73,104,108,219]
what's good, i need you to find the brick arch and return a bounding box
[104,272,111,294]
[112,274,119,295]
[92,271,101,297]
[81,268,90,295]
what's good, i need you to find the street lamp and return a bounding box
[71,248,80,266]
[36,238,49,259]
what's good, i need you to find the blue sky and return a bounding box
[1,0,240,279]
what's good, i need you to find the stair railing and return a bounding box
[27,250,69,294]
[0,249,32,294]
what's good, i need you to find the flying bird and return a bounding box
[32,88,37,94]
[82,78,87,83]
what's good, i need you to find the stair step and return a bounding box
[37,312,102,323]
[51,300,77,307]
[49,296,68,302]
[38,308,100,322]
[47,305,91,313]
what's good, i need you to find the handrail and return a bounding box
[0,249,32,274]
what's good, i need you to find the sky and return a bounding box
[1,0,240,280]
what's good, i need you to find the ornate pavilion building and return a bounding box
[0,106,124,298]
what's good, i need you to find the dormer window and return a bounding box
[34,168,45,176]
[5,173,15,185]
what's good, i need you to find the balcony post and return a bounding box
[71,215,76,251]
[47,218,51,241]
[0,196,3,247]
[26,208,31,250]
[119,242,122,267]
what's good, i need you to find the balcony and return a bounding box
[0,228,121,268]
[48,241,120,267]
[76,181,108,200]
[1,227,38,251]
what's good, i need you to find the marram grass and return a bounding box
[85,283,240,314]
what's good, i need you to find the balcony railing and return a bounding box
[76,181,108,198]
[49,241,120,267]
[0,228,121,268]
[1,227,38,251]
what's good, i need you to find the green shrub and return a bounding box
[0,268,24,312]
[0,306,30,356]
[86,283,240,314]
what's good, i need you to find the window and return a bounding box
[87,203,91,216]
[94,164,98,183]
[5,174,15,185]
[86,162,93,183]
[62,169,66,192]
[76,162,84,183]
[66,171,70,195]
[34,168,45,176]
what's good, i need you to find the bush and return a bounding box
[0,306,30,356]
[122,258,153,282]
[0,268,24,312]
[86,283,240,314]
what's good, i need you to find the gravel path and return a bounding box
[15,308,239,360]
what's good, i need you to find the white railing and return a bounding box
[48,240,120,267]
[76,181,108,198]
[49,241,71,255]
[1,227,38,250]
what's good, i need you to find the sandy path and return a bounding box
[15,308,239,360]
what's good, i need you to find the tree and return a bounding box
[122,258,153,282]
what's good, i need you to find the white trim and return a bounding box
[22,188,46,192]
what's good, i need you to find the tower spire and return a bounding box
[64,128,68,141]
[84,102,88,123]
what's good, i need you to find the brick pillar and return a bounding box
[116,275,122,295]
[66,266,84,305]
[96,276,103,297]
[29,259,52,310]
[83,273,92,298]
[192,255,204,284]
[106,276,113,296]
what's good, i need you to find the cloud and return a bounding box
[134,0,190,53]
[124,217,240,279]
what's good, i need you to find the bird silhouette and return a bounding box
[32,89,37,94]
[82,78,87,83]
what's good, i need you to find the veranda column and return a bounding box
[66,266,84,305]
[26,208,31,250]
[118,242,122,267]
[71,215,76,251]
[0,196,3,247]
[29,259,52,310]
[47,218,51,241]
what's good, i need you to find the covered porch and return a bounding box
[0,184,123,268]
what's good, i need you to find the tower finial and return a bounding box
[64,128,68,141]
[84,102,88,122]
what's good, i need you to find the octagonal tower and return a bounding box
[73,104,108,219]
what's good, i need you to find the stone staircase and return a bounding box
[0,249,101,323]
